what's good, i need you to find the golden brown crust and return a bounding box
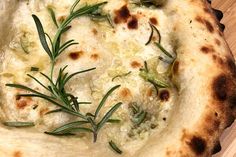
[0,0,235,157]
[165,1,236,156]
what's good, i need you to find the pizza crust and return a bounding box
[0,0,235,157]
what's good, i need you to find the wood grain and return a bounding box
[212,0,236,156]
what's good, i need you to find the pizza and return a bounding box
[0,0,235,156]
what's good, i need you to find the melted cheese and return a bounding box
[0,0,177,154]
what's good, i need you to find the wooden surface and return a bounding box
[212,0,236,157]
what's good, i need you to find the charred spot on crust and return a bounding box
[212,55,223,65]
[205,115,220,134]
[92,28,98,35]
[219,23,225,32]
[16,100,28,109]
[58,16,66,23]
[173,61,179,75]
[90,53,99,61]
[159,90,170,101]
[127,16,138,29]
[13,151,22,157]
[203,7,211,14]
[131,61,141,68]
[200,45,215,54]
[119,88,132,100]
[188,136,207,155]
[212,74,227,101]
[146,88,154,97]
[228,94,236,109]
[212,141,221,154]
[212,54,217,60]
[16,95,21,100]
[215,39,221,46]
[149,17,158,25]
[39,108,49,116]
[205,20,214,32]
[212,9,223,21]
[195,16,214,33]
[227,58,236,77]
[226,115,235,128]
[114,5,131,24]
[69,51,83,60]
[213,119,220,129]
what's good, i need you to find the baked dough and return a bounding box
[0,0,235,156]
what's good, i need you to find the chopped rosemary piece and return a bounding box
[20,37,29,54]
[131,0,166,7]
[112,71,132,81]
[30,67,39,71]
[139,61,169,89]
[89,13,114,28]
[155,42,174,59]
[145,23,161,45]
[32,104,38,109]
[158,56,172,64]
[6,0,122,143]
[47,7,59,28]
[45,108,62,115]
[129,103,147,126]
[109,140,123,154]
[3,122,35,127]
[107,119,121,123]
[47,121,90,134]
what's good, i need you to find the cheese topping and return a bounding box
[0,0,177,154]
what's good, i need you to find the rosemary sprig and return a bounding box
[45,90,122,142]
[109,140,123,154]
[6,0,122,143]
[3,122,35,127]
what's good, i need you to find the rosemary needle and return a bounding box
[109,140,123,154]
[3,122,35,128]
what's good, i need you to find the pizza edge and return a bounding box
[161,1,236,156]
[0,0,235,157]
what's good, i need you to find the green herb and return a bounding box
[145,23,175,64]
[139,61,169,89]
[155,42,174,59]
[107,119,121,123]
[145,23,161,45]
[47,7,59,28]
[45,108,62,115]
[30,67,39,71]
[32,104,38,109]
[158,56,172,64]
[3,122,35,127]
[109,140,123,154]
[129,103,147,126]
[89,13,114,28]
[6,0,122,143]
[112,71,132,81]
[20,37,29,54]
[131,0,166,7]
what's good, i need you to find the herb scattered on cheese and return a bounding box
[6,0,122,143]
[3,122,35,128]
